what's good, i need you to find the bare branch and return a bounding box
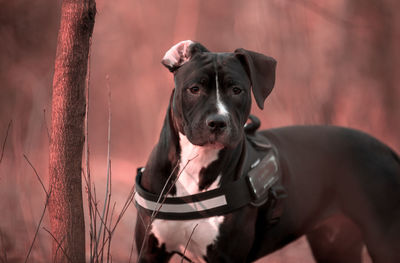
[23,153,53,263]
[97,74,112,253]
[0,230,9,263]
[53,235,67,263]
[0,120,12,164]
[96,184,136,259]
[85,35,95,263]
[43,109,50,141]
[181,224,198,263]
[101,160,112,262]
[107,202,116,263]
[24,189,52,263]
[42,227,71,263]
[82,171,113,237]
[23,154,49,197]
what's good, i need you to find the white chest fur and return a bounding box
[151,134,224,262]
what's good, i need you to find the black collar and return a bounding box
[134,148,284,220]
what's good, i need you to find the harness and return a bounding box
[135,116,287,223]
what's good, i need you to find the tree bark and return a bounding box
[48,0,96,262]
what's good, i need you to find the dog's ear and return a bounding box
[234,48,277,110]
[162,40,209,72]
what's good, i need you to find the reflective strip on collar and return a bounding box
[134,148,282,220]
[134,168,253,220]
[135,193,227,214]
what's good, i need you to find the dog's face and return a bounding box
[162,40,277,149]
[172,52,252,148]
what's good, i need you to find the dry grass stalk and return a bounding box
[23,154,52,263]
[83,77,136,262]
[43,109,50,141]
[85,36,96,263]
[97,75,112,261]
[0,230,8,262]
[0,120,12,164]
[180,224,198,263]
[42,227,70,263]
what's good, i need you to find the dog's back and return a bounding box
[250,125,400,262]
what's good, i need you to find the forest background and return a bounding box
[1,0,399,262]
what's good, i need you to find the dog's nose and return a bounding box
[206,114,228,132]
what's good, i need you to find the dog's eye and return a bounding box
[232,87,242,95]
[189,86,200,94]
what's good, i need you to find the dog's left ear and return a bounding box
[234,48,277,110]
[162,40,209,72]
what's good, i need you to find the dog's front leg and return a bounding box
[206,208,258,263]
[135,213,172,263]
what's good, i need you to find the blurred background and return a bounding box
[0,0,399,262]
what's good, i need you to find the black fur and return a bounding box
[135,41,400,263]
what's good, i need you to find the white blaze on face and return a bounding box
[215,70,229,116]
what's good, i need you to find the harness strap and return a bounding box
[135,168,253,220]
[135,149,284,221]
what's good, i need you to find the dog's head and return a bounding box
[162,40,276,149]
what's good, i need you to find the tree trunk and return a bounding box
[48,0,96,262]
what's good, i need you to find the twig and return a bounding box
[150,162,180,219]
[96,185,136,259]
[101,160,112,262]
[97,74,112,253]
[93,184,98,262]
[111,187,135,234]
[108,202,116,237]
[0,120,12,164]
[53,234,67,263]
[0,230,8,263]
[43,109,50,141]
[129,210,146,263]
[152,155,198,221]
[181,224,198,263]
[107,202,116,263]
[23,154,49,197]
[84,35,95,263]
[43,227,71,263]
[83,172,113,233]
[137,156,197,262]
[86,175,116,263]
[82,171,93,259]
[24,189,52,263]
[23,154,51,263]
[96,191,136,258]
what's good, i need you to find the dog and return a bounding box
[134,40,400,263]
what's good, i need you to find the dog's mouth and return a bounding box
[183,119,242,149]
[185,130,238,149]
[206,134,225,148]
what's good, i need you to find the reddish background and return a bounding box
[0,0,399,262]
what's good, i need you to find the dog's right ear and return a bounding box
[161,40,209,72]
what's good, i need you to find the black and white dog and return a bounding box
[134,40,400,263]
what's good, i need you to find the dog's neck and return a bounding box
[174,133,246,196]
[176,133,223,195]
[142,97,245,196]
